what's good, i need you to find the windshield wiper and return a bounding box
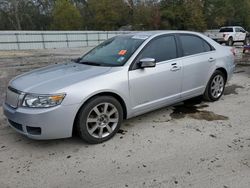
[71,58,81,63]
[72,59,115,67]
[77,61,102,66]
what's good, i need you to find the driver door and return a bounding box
[128,35,182,115]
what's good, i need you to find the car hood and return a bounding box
[10,62,112,93]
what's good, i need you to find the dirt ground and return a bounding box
[0,47,250,188]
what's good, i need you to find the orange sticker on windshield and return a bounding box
[118,50,127,56]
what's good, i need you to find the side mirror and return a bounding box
[138,58,156,68]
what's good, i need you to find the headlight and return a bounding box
[22,94,65,108]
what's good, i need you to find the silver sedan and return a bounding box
[3,31,235,143]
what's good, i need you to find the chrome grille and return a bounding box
[6,88,20,108]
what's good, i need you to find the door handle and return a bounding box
[170,65,181,71]
[208,57,215,62]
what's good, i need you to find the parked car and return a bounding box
[243,45,250,53]
[206,26,247,46]
[3,31,235,144]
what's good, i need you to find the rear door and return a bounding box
[235,27,242,41]
[178,34,216,98]
[128,35,182,114]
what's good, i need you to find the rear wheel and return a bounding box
[76,96,123,144]
[203,70,226,102]
[227,37,233,46]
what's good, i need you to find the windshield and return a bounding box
[78,35,146,66]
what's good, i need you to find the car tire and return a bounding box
[244,38,247,45]
[76,96,123,144]
[244,37,250,45]
[227,37,233,46]
[203,70,226,102]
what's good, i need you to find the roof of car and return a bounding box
[221,26,243,28]
[125,30,202,38]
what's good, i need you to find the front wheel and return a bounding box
[244,37,250,45]
[76,96,123,144]
[203,70,226,102]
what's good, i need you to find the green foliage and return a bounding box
[51,0,82,30]
[204,0,250,30]
[87,0,129,30]
[1,0,250,31]
[160,0,206,31]
[184,0,206,31]
[132,2,161,30]
[0,0,52,30]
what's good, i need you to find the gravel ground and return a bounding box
[0,47,250,188]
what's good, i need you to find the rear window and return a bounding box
[180,35,213,56]
[219,28,233,32]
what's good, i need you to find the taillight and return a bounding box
[223,33,228,38]
[230,48,236,56]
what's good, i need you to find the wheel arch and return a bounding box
[204,67,228,94]
[72,91,128,135]
[216,67,228,83]
[203,67,228,101]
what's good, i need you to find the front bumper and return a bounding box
[3,103,79,140]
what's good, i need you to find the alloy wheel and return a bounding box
[86,102,119,138]
[210,75,224,98]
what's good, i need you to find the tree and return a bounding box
[160,0,206,31]
[184,0,206,31]
[132,0,161,30]
[228,0,250,30]
[0,0,54,30]
[51,0,82,30]
[203,0,232,29]
[0,0,30,30]
[0,0,250,31]
[160,0,181,29]
[203,0,250,30]
[86,0,130,30]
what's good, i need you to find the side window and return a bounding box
[203,41,212,52]
[235,28,240,32]
[180,35,212,56]
[239,28,245,33]
[137,35,177,63]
